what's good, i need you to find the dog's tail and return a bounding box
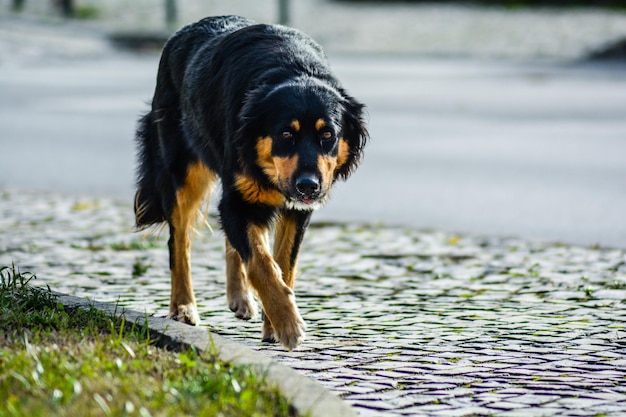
[134,111,166,228]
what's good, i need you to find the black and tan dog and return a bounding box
[134,15,368,350]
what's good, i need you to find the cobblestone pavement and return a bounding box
[2,190,626,416]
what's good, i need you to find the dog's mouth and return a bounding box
[299,194,318,205]
[285,192,328,211]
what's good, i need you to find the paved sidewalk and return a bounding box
[2,191,625,416]
[3,0,626,60]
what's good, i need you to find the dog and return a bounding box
[134,15,368,350]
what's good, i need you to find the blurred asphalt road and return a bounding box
[1,19,626,248]
[329,58,626,249]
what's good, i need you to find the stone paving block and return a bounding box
[286,361,344,372]
[432,365,492,376]
[413,375,484,387]
[487,401,531,410]
[582,392,626,402]
[496,388,538,395]
[592,402,626,413]
[348,389,414,403]
[338,384,381,395]
[478,362,519,370]
[474,391,517,403]
[555,397,610,409]
[347,399,398,411]
[373,370,415,379]
[397,403,454,415]
[352,394,437,412]
[508,394,561,406]
[496,409,560,417]
[430,406,495,416]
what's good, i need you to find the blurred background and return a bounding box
[1,0,626,247]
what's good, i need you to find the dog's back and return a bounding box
[135,16,253,227]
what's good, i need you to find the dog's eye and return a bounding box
[281,131,293,140]
[321,131,334,141]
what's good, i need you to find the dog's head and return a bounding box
[237,78,368,210]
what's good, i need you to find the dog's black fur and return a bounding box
[134,16,368,350]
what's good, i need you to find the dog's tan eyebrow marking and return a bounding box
[315,118,326,131]
[290,119,301,132]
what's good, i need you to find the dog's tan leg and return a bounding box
[273,211,300,288]
[263,212,299,342]
[261,210,310,340]
[245,223,305,351]
[225,238,257,320]
[168,161,215,325]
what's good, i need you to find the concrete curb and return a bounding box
[54,292,357,417]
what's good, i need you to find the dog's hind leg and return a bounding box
[167,161,216,325]
[225,238,257,320]
[262,210,311,340]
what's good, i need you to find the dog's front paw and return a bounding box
[274,312,306,351]
[167,304,200,325]
[228,292,258,320]
[268,300,306,351]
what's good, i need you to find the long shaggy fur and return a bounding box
[134,15,368,350]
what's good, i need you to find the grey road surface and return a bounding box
[1,54,625,248]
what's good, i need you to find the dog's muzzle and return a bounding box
[295,174,320,203]
[283,173,326,211]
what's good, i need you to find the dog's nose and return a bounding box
[295,174,320,196]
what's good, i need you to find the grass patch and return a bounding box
[0,264,296,417]
[131,258,151,278]
[71,239,164,252]
[74,5,100,20]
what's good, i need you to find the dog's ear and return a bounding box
[336,92,368,181]
[235,86,267,165]
[237,87,263,135]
